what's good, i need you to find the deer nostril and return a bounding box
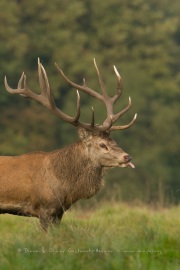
[124,155,132,162]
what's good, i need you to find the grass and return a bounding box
[0,203,179,270]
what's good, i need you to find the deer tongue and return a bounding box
[127,162,135,169]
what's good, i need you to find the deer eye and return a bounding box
[99,143,107,149]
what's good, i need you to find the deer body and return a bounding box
[2,58,137,230]
[0,129,131,230]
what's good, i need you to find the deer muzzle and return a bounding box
[122,154,135,169]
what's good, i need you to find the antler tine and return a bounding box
[38,58,47,97]
[112,96,132,123]
[112,65,123,103]
[38,60,56,109]
[93,58,108,98]
[110,113,137,131]
[17,72,25,89]
[74,90,81,122]
[90,106,95,128]
[19,74,30,98]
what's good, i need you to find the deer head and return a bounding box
[4,58,137,169]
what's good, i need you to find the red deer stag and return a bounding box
[1,58,137,231]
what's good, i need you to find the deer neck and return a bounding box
[49,141,105,205]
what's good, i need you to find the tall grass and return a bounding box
[0,203,179,270]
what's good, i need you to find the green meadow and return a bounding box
[0,203,179,270]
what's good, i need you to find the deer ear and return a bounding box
[77,127,92,142]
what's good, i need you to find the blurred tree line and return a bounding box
[0,0,179,205]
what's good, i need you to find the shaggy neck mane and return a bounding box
[49,141,105,206]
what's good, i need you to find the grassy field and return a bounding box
[0,203,179,270]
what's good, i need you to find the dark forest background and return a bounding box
[0,0,179,206]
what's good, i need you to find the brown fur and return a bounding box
[0,128,131,231]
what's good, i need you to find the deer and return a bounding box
[0,58,137,231]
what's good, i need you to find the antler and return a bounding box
[4,58,137,132]
[55,58,137,131]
